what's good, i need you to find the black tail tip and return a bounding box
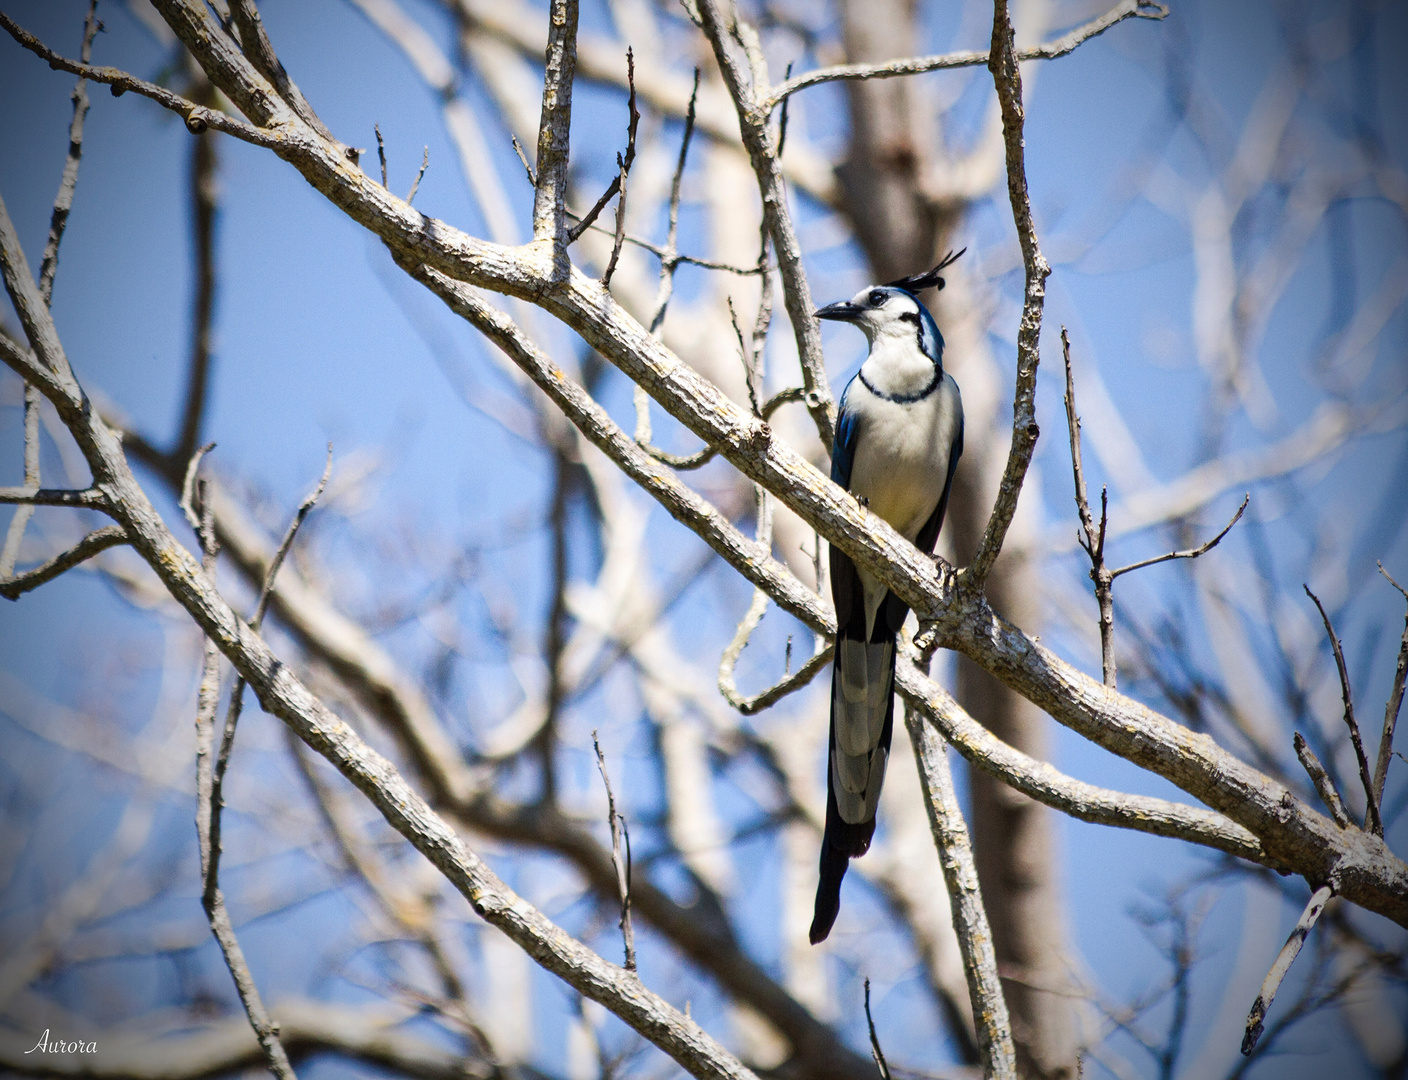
[809,842,851,944]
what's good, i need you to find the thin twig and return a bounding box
[191,476,297,1080]
[180,441,217,534]
[37,0,100,305]
[0,524,128,601]
[567,47,638,248]
[1062,327,1115,685]
[405,145,429,205]
[1109,495,1249,578]
[635,68,700,453]
[762,0,1168,110]
[1374,562,1408,806]
[592,731,636,972]
[0,13,281,151]
[775,61,793,159]
[374,123,388,187]
[1293,733,1351,829]
[1241,884,1333,1055]
[1304,585,1382,835]
[863,978,892,1080]
[210,447,333,898]
[2,1,100,579]
[510,134,536,187]
[645,68,699,338]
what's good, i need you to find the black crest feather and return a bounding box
[883,248,966,294]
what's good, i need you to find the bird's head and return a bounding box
[813,250,964,358]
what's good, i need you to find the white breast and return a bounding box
[848,373,961,542]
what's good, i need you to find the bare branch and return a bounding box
[174,74,220,467]
[566,47,638,246]
[1109,495,1249,579]
[895,659,1273,866]
[904,707,1017,1080]
[192,478,298,1079]
[1374,562,1408,806]
[1241,884,1333,1055]
[962,0,1051,588]
[0,524,128,601]
[0,486,107,510]
[763,0,1168,110]
[1304,585,1382,835]
[406,144,429,205]
[531,0,578,247]
[227,0,336,141]
[592,732,636,972]
[1293,733,1351,830]
[721,643,832,716]
[179,440,216,534]
[0,13,282,152]
[693,0,835,446]
[863,978,892,1080]
[37,0,100,305]
[374,122,388,187]
[1062,327,1116,685]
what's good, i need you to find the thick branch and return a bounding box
[531,0,577,248]
[895,660,1274,865]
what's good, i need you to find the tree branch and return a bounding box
[905,707,1017,1080]
[962,0,1051,588]
[693,0,834,446]
[0,524,129,601]
[531,0,578,249]
[763,0,1168,110]
[1374,562,1408,806]
[190,479,299,1080]
[0,179,761,1080]
[1241,884,1333,1055]
[1293,733,1351,830]
[1304,585,1382,835]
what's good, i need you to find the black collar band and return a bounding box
[859,366,941,404]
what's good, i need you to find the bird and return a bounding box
[809,250,966,945]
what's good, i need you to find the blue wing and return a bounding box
[831,378,861,489]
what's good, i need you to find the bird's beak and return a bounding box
[814,300,864,322]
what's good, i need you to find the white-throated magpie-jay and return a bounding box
[809,251,965,944]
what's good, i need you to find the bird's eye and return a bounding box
[868,290,886,306]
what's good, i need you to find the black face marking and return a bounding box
[896,308,928,356]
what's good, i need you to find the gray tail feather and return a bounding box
[810,637,895,944]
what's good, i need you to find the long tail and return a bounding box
[810,624,897,944]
